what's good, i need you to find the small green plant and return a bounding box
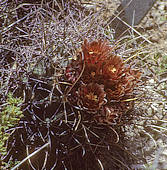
[0,92,23,167]
[159,55,167,73]
[154,53,167,74]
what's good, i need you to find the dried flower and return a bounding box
[94,106,119,125]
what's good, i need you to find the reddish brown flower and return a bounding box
[82,39,112,64]
[65,39,141,126]
[105,73,141,101]
[102,55,124,81]
[101,56,141,100]
[78,83,106,112]
[81,63,102,83]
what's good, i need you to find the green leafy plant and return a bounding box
[0,92,23,167]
